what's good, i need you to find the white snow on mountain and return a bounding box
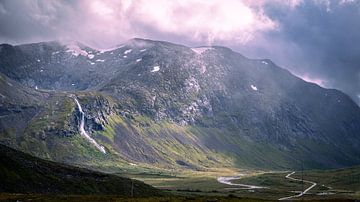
[124,49,132,54]
[99,44,125,53]
[151,66,160,72]
[66,44,88,57]
[191,47,213,54]
[88,54,95,59]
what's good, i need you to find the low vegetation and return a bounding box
[0,143,161,196]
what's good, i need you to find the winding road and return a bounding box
[278,171,317,200]
[217,171,318,200]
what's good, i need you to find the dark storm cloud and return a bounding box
[0,0,69,43]
[236,0,360,104]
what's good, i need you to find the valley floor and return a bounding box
[0,193,355,202]
[1,165,359,201]
[119,166,360,201]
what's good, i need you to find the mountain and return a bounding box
[0,38,359,170]
[0,143,160,195]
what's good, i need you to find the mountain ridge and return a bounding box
[0,38,359,170]
[0,38,346,93]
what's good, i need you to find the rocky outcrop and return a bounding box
[1,39,360,169]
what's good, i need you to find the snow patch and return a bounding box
[40,69,44,72]
[36,59,41,62]
[66,44,88,57]
[89,62,95,65]
[185,77,201,92]
[136,58,142,62]
[124,49,132,54]
[0,93,6,99]
[88,54,95,59]
[262,61,268,65]
[99,44,124,53]
[123,55,127,58]
[250,85,258,91]
[35,86,38,90]
[200,65,206,74]
[96,59,105,62]
[140,49,147,52]
[192,47,213,54]
[151,66,160,72]
[52,51,60,55]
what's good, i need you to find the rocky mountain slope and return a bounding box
[0,38,359,170]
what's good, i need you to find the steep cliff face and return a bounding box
[0,39,359,170]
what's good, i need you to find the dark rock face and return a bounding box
[77,95,114,133]
[1,38,360,169]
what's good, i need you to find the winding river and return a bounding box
[217,174,265,189]
[217,171,318,200]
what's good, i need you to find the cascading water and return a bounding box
[74,98,106,154]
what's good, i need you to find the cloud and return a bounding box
[0,0,278,47]
[0,0,359,104]
[257,0,360,104]
[296,74,327,87]
[127,0,276,45]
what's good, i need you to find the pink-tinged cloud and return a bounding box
[298,74,327,87]
[126,0,277,45]
[1,0,359,104]
[11,0,284,48]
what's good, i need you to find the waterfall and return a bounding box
[74,98,106,154]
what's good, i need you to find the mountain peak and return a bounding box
[1,38,360,170]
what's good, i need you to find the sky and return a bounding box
[0,0,359,104]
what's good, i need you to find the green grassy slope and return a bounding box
[1,71,358,172]
[0,143,161,196]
